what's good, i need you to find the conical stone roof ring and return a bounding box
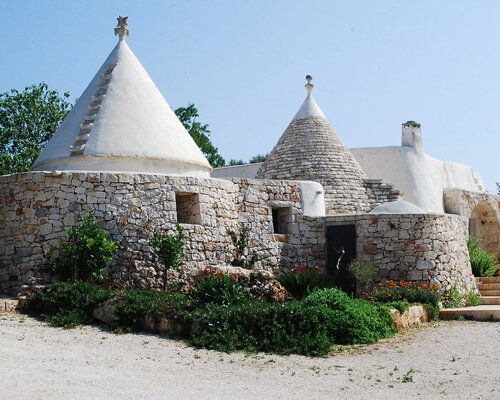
[33,17,212,177]
[256,76,369,214]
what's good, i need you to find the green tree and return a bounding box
[174,104,226,168]
[0,83,72,175]
[249,153,268,163]
[228,159,245,166]
[44,214,117,282]
[152,223,186,291]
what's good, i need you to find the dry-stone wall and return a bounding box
[0,172,319,295]
[444,188,500,260]
[363,179,403,210]
[325,213,477,294]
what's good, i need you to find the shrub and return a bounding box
[348,259,376,284]
[190,268,247,307]
[44,214,117,282]
[111,289,189,333]
[152,223,186,290]
[226,223,258,269]
[440,283,464,308]
[25,281,110,327]
[277,264,334,299]
[187,288,396,356]
[465,290,482,307]
[364,280,441,320]
[468,236,498,277]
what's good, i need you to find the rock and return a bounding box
[92,297,119,325]
[390,305,429,330]
[142,312,183,334]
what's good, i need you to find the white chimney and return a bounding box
[401,121,423,153]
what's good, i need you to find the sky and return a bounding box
[1,0,499,192]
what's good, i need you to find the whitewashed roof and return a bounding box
[293,75,326,119]
[33,21,212,177]
[293,93,326,119]
[369,200,425,214]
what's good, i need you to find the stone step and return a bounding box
[480,296,500,305]
[476,276,500,283]
[477,283,500,290]
[478,289,500,296]
[439,305,500,321]
[0,297,18,312]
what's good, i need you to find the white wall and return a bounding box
[351,146,484,213]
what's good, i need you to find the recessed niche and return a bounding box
[175,192,201,224]
[272,207,292,234]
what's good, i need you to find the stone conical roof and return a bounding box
[256,77,369,214]
[33,19,212,177]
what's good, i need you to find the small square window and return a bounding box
[175,192,201,224]
[272,207,292,234]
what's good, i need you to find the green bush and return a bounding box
[190,268,247,307]
[187,288,396,356]
[25,281,110,327]
[441,283,464,308]
[465,291,482,307]
[277,265,334,300]
[468,236,498,277]
[44,214,117,282]
[348,259,376,284]
[111,289,189,333]
[152,223,186,290]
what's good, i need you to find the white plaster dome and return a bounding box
[369,200,425,214]
[32,27,212,177]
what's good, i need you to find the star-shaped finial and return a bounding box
[115,16,130,40]
[117,16,128,28]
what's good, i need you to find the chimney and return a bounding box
[401,121,423,153]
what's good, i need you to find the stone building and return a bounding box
[1,18,498,297]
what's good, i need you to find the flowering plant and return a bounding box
[277,263,333,300]
[362,279,441,319]
[191,267,246,306]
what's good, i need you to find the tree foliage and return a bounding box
[249,153,268,163]
[0,83,72,175]
[228,159,245,166]
[174,104,226,168]
[152,223,186,291]
[44,214,117,282]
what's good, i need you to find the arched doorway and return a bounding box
[469,201,500,263]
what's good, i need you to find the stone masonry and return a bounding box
[256,116,403,214]
[1,171,477,297]
[326,213,477,294]
[0,172,322,295]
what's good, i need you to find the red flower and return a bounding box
[316,265,320,270]
[202,268,209,276]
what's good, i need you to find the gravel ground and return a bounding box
[1,313,499,400]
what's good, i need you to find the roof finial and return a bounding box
[305,75,313,95]
[115,16,129,41]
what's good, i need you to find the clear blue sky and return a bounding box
[1,0,498,192]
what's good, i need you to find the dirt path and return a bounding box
[1,314,499,400]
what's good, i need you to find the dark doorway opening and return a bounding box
[326,224,357,295]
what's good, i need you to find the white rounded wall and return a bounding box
[351,146,484,213]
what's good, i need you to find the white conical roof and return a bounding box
[33,27,212,177]
[293,93,326,119]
